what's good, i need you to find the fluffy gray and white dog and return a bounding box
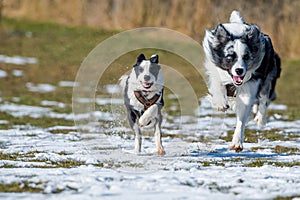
[202,11,281,152]
[120,54,165,155]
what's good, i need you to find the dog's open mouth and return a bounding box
[141,81,153,89]
[232,75,244,85]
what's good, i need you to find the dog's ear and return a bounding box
[150,54,159,64]
[230,10,245,24]
[243,25,262,52]
[245,25,261,41]
[134,54,146,67]
[211,24,231,48]
[137,54,146,63]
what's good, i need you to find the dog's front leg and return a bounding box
[231,81,260,152]
[209,79,229,112]
[139,104,165,155]
[133,123,142,153]
[127,110,142,153]
[154,112,165,155]
[138,104,158,127]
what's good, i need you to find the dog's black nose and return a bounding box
[144,75,151,81]
[235,68,244,76]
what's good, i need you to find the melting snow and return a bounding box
[268,103,288,111]
[0,69,8,78]
[59,81,79,87]
[12,69,24,77]
[40,100,66,108]
[26,82,56,93]
[0,95,299,199]
[0,55,38,65]
[105,84,122,94]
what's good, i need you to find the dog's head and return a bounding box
[204,22,265,86]
[132,53,163,91]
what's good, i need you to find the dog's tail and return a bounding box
[230,10,245,24]
[119,74,129,93]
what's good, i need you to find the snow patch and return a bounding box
[12,69,24,77]
[59,81,79,87]
[0,54,38,65]
[41,100,66,108]
[26,82,56,93]
[0,69,8,78]
[105,84,122,94]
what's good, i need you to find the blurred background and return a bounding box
[2,0,300,59]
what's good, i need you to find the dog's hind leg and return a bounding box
[254,76,277,126]
[255,51,281,126]
[231,81,260,152]
[254,95,268,127]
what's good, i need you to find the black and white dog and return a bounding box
[202,11,281,152]
[120,54,165,155]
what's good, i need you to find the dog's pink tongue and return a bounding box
[143,82,151,88]
[233,76,243,84]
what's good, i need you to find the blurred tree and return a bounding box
[0,0,3,32]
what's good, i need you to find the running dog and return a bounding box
[120,54,165,155]
[202,10,281,152]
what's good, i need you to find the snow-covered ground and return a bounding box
[0,94,299,199]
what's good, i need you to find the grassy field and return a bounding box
[0,17,299,129]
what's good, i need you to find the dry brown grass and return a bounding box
[2,0,300,59]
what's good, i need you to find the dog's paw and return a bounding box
[254,112,266,127]
[217,105,230,112]
[138,105,158,127]
[212,103,229,112]
[211,97,229,112]
[138,115,151,127]
[230,144,243,152]
[157,148,166,156]
[138,113,151,127]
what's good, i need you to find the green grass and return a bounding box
[0,182,43,193]
[245,159,300,168]
[220,129,290,143]
[0,151,86,168]
[0,17,117,106]
[274,145,299,154]
[276,60,300,120]
[274,195,300,200]
[0,111,74,129]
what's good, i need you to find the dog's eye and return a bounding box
[225,55,233,63]
[139,67,144,73]
[243,54,250,60]
[150,65,160,75]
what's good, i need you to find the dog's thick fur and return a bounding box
[120,54,165,155]
[203,11,281,152]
